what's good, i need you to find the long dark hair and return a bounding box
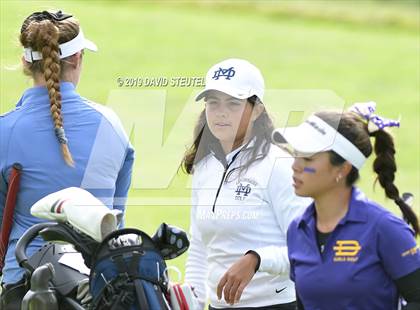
[316,111,419,236]
[182,96,275,178]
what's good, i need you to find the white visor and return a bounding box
[23,28,97,63]
[272,115,367,169]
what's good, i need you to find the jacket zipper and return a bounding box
[212,150,242,212]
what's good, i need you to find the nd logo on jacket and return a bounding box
[235,183,252,201]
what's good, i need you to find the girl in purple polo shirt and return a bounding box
[273,102,420,310]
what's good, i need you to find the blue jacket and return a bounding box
[0,82,135,284]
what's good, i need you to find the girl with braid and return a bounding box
[273,102,420,309]
[0,10,134,308]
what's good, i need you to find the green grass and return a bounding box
[1,1,419,275]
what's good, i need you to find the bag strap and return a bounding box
[0,163,22,275]
[114,253,150,310]
[133,279,150,310]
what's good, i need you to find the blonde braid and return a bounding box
[32,20,74,166]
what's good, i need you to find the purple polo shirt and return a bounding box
[287,187,420,310]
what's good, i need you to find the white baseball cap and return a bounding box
[23,28,97,63]
[195,58,265,102]
[272,114,367,169]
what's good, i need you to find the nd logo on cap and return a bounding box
[212,67,236,80]
[195,58,265,102]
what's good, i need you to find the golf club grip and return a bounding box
[0,163,23,273]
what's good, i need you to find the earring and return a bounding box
[336,174,342,183]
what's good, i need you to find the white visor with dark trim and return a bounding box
[23,28,97,63]
[272,115,367,169]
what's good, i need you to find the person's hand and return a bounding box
[216,253,259,305]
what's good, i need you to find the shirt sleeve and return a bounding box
[184,184,208,309]
[377,212,420,280]
[113,142,135,228]
[395,267,420,304]
[254,156,311,275]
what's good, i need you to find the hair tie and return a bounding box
[21,10,73,33]
[348,101,400,134]
[55,127,68,145]
[41,10,73,22]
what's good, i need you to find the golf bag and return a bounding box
[16,187,192,309]
[89,228,171,310]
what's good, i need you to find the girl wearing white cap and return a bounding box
[273,103,420,309]
[0,10,134,308]
[182,58,309,309]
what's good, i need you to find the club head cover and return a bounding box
[31,187,118,242]
[152,223,190,260]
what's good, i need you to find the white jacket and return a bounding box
[185,141,311,308]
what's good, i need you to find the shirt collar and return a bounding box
[210,137,256,166]
[225,138,255,162]
[298,186,368,229]
[16,82,77,107]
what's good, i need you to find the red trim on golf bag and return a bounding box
[174,284,190,310]
[0,163,23,275]
[173,285,183,310]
